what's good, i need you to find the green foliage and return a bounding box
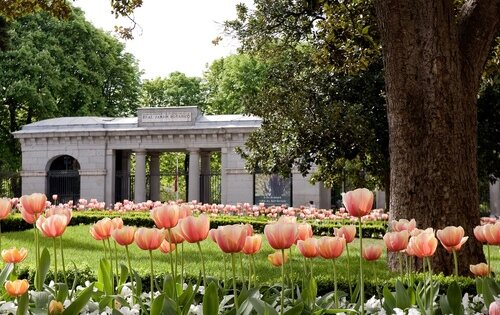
[141,72,205,108]
[0,10,141,172]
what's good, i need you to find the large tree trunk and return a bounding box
[374,0,499,275]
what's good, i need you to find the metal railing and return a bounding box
[46,170,80,204]
[0,173,21,198]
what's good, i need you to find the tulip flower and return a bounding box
[483,223,500,245]
[437,226,469,276]
[2,247,28,264]
[5,279,29,297]
[391,218,417,232]
[470,263,489,277]
[243,224,254,236]
[318,236,345,308]
[151,204,180,229]
[0,198,11,254]
[111,217,124,230]
[159,240,176,254]
[242,235,261,288]
[36,215,68,238]
[20,193,47,216]
[90,218,113,241]
[49,300,64,315]
[264,222,298,250]
[135,227,164,301]
[334,224,356,297]
[362,244,383,261]
[297,238,318,258]
[384,230,409,252]
[179,214,210,285]
[268,251,288,267]
[490,301,500,315]
[208,228,218,243]
[277,216,296,224]
[45,207,72,225]
[474,225,492,276]
[296,223,313,243]
[165,225,185,244]
[179,204,192,218]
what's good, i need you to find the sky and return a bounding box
[73,1,247,79]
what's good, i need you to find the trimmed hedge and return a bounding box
[2,210,388,238]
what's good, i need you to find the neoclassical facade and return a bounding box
[14,107,331,208]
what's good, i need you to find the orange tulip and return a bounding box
[214,225,247,254]
[208,228,218,243]
[408,230,438,258]
[111,217,124,230]
[90,218,114,240]
[179,204,192,218]
[264,222,298,250]
[391,219,416,232]
[165,225,185,244]
[362,244,383,261]
[297,238,319,258]
[296,223,313,243]
[49,300,64,315]
[135,227,165,250]
[151,204,180,229]
[277,216,297,224]
[20,193,47,216]
[436,226,468,252]
[2,247,28,264]
[243,224,254,236]
[5,279,29,297]
[473,225,487,243]
[342,188,373,218]
[242,235,262,255]
[383,230,409,252]
[45,207,72,225]
[268,251,288,267]
[470,263,489,277]
[36,214,68,238]
[0,198,12,220]
[483,223,500,245]
[21,209,36,224]
[178,214,210,243]
[111,226,136,246]
[159,240,176,254]
[318,236,345,259]
[335,225,356,243]
[490,301,500,315]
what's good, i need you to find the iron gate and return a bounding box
[47,170,80,204]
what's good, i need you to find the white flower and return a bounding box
[0,301,17,314]
[393,308,404,315]
[188,304,202,315]
[408,308,421,315]
[365,295,381,311]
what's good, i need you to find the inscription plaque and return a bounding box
[141,111,192,123]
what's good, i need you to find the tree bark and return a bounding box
[374,0,499,275]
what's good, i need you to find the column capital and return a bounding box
[187,148,200,154]
[134,149,146,155]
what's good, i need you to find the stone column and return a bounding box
[490,180,500,216]
[200,152,211,203]
[188,149,200,202]
[149,152,160,201]
[104,149,115,207]
[134,150,147,203]
[220,148,228,204]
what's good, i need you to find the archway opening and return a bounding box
[47,155,81,204]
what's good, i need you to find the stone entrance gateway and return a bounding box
[14,107,331,208]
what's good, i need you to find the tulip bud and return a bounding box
[49,300,64,315]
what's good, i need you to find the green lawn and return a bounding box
[2,225,496,288]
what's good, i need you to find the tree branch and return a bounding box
[458,0,500,80]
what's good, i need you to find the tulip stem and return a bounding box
[332,258,338,308]
[251,254,256,287]
[167,230,175,280]
[427,257,433,315]
[358,217,364,315]
[125,245,135,304]
[231,253,239,310]
[107,239,115,288]
[239,253,245,284]
[174,244,178,282]
[113,241,119,283]
[223,254,227,286]
[102,240,107,260]
[248,256,252,288]
[487,244,492,277]
[59,236,67,288]
[280,249,285,315]
[33,224,40,289]
[346,243,353,301]
[181,242,184,285]
[196,242,206,287]
[452,249,458,277]
[302,256,307,289]
[53,238,58,289]
[399,252,404,277]
[149,250,155,303]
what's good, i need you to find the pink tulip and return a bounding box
[159,240,176,254]
[342,188,373,218]
[297,238,319,258]
[36,214,68,238]
[470,263,489,277]
[135,227,165,250]
[318,236,345,259]
[45,207,72,225]
[362,244,383,261]
[490,301,500,315]
[5,279,29,297]
[242,235,262,255]
[243,224,254,236]
[436,226,468,252]
[111,226,136,246]
[335,225,356,243]
[0,198,11,220]
[473,225,487,243]
[391,219,416,232]
[151,204,180,229]
[179,204,192,218]
[165,225,185,244]
[408,230,438,258]
[111,217,124,230]
[214,225,247,254]
[264,222,298,250]
[483,223,500,245]
[296,223,313,243]
[21,209,36,224]
[90,218,113,240]
[383,230,409,252]
[268,251,288,267]
[178,214,210,243]
[277,216,297,224]
[20,193,47,216]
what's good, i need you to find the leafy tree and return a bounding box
[141,72,205,108]
[0,10,141,171]
[203,54,268,114]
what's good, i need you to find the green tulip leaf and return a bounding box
[284,301,304,315]
[98,259,113,296]
[446,282,463,315]
[16,291,29,315]
[382,286,396,313]
[150,293,165,315]
[247,297,279,315]
[119,264,128,287]
[0,263,13,285]
[56,283,69,303]
[203,282,219,315]
[395,280,411,309]
[63,283,94,315]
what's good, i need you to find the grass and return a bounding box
[2,225,497,291]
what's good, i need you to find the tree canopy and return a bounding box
[141,72,204,108]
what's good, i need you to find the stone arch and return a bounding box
[46,155,81,203]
